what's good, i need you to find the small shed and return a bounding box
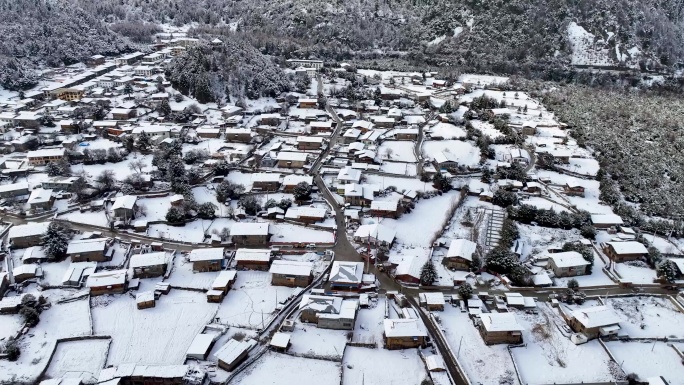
[136,291,155,309]
[206,290,225,303]
[269,332,291,352]
[186,333,219,361]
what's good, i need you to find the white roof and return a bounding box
[395,254,428,279]
[446,239,477,261]
[27,148,65,158]
[480,312,523,332]
[344,183,363,197]
[424,355,446,371]
[298,98,318,103]
[186,333,218,359]
[234,248,271,262]
[269,332,291,349]
[188,248,224,262]
[570,305,621,328]
[252,173,281,183]
[67,238,108,255]
[591,214,624,225]
[282,175,313,186]
[12,263,37,276]
[504,292,526,306]
[27,188,53,205]
[420,292,446,306]
[9,222,50,240]
[354,223,396,244]
[329,261,364,284]
[129,252,169,268]
[532,272,553,286]
[337,166,362,182]
[383,319,428,338]
[548,251,590,268]
[0,182,28,193]
[277,151,308,162]
[22,246,47,262]
[669,258,684,274]
[212,270,237,288]
[269,260,313,276]
[310,121,333,128]
[606,241,648,255]
[296,136,324,143]
[352,121,374,130]
[285,207,326,220]
[299,294,342,313]
[86,269,127,287]
[112,195,137,210]
[434,151,458,164]
[136,291,155,303]
[370,200,398,211]
[214,339,256,365]
[231,222,269,236]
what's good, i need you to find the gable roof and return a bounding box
[570,305,621,328]
[446,239,477,261]
[329,261,363,284]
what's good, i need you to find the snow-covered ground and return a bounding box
[430,122,467,139]
[288,323,347,360]
[342,346,429,385]
[423,140,480,168]
[377,141,417,163]
[234,352,341,385]
[606,341,684,384]
[45,339,110,383]
[92,290,217,366]
[605,296,684,338]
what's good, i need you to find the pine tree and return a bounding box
[136,131,152,152]
[42,222,71,260]
[158,99,171,116]
[420,259,438,286]
[293,182,312,202]
[458,283,473,300]
[123,83,133,97]
[657,260,679,283]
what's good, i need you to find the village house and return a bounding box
[296,136,324,150]
[328,261,364,291]
[299,295,359,330]
[286,59,324,69]
[27,148,66,166]
[224,128,252,143]
[371,116,395,128]
[215,339,257,372]
[591,214,624,229]
[130,252,170,278]
[282,175,313,193]
[383,319,428,349]
[565,305,621,339]
[27,188,55,212]
[210,270,238,294]
[270,260,314,287]
[251,173,281,192]
[603,241,649,262]
[111,195,138,220]
[444,239,478,270]
[478,313,524,345]
[136,291,156,310]
[433,151,459,170]
[394,255,427,284]
[13,264,39,283]
[276,151,308,168]
[309,121,333,134]
[86,269,127,295]
[394,128,419,140]
[353,223,396,247]
[14,112,42,129]
[369,200,400,219]
[298,98,318,108]
[186,333,220,361]
[61,261,97,286]
[564,181,585,197]
[188,248,225,272]
[97,363,191,385]
[342,128,361,144]
[231,222,270,246]
[344,183,365,206]
[0,182,29,198]
[234,248,272,270]
[111,108,137,120]
[547,251,591,277]
[419,292,446,311]
[284,207,327,224]
[67,238,110,262]
[336,166,362,189]
[196,127,221,139]
[8,222,50,248]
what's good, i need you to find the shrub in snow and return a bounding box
[293,182,312,202]
[420,259,438,286]
[197,202,218,219]
[165,207,186,224]
[657,260,679,283]
[458,283,473,300]
[42,222,71,260]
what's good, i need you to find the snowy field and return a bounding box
[469,120,503,139]
[234,352,341,385]
[606,341,684,384]
[60,209,110,228]
[269,223,335,244]
[92,290,217,366]
[45,339,110,382]
[613,263,657,284]
[148,219,218,243]
[364,174,436,193]
[377,141,417,163]
[0,290,92,383]
[513,306,619,384]
[0,313,24,341]
[352,296,386,346]
[441,307,519,384]
[430,122,467,139]
[165,253,219,290]
[519,197,570,212]
[214,271,294,329]
[342,346,428,385]
[289,323,347,360]
[605,296,684,338]
[380,161,417,176]
[423,140,480,168]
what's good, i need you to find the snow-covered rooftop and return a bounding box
[570,305,621,328]
[231,222,269,236]
[234,248,271,262]
[329,261,363,284]
[606,241,648,255]
[66,238,108,255]
[480,312,523,332]
[269,260,313,276]
[446,239,477,261]
[547,251,590,268]
[383,318,428,338]
[188,248,224,262]
[129,251,169,268]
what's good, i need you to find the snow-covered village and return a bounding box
[0,27,683,385]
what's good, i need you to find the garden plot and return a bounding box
[92,290,217,366]
[440,307,519,385]
[288,323,347,360]
[606,341,684,384]
[423,140,480,168]
[148,219,216,243]
[165,253,219,290]
[60,209,110,228]
[342,346,429,385]
[364,174,437,193]
[558,157,600,177]
[469,120,502,139]
[364,191,460,247]
[0,290,91,384]
[269,224,335,244]
[613,263,657,284]
[512,306,620,384]
[429,122,467,140]
[605,296,684,338]
[45,339,110,382]
[0,313,23,341]
[380,161,417,176]
[352,296,386,347]
[234,352,341,385]
[214,271,294,329]
[377,141,417,163]
[38,259,72,286]
[74,153,154,181]
[136,196,172,221]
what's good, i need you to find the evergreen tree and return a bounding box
[432,173,451,192]
[158,99,171,116]
[42,222,71,260]
[197,202,217,219]
[458,283,473,300]
[567,278,579,290]
[136,131,152,152]
[165,207,186,223]
[123,83,133,97]
[293,181,312,202]
[657,260,679,283]
[420,259,438,286]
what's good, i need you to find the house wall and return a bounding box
[443,257,471,271]
[70,249,107,263]
[10,235,43,249]
[605,246,646,262]
[384,336,425,350]
[207,293,224,303]
[232,235,268,246]
[0,187,29,198]
[479,328,522,345]
[271,273,312,288]
[137,300,155,309]
[550,261,587,277]
[277,159,306,168]
[395,274,420,285]
[90,283,126,296]
[113,207,135,220]
[192,260,223,272]
[133,264,166,278]
[318,316,355,330]
[225,134,251,143]
[236,260,270,271]
[252,181,280,192]
[369,209,398,219]
[300,310,319,323]
[297,142,322,150]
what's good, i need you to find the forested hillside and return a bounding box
[0,0,131,90]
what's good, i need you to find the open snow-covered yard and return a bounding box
[377,141,417,163]
[0,313,24,341]
[423,140,480,168]
[606,341,684,384]
[513,306,620,384]
[288,323,348,360]
[269,223,335,244]
[605,296,684,338]
[45,338,110,382]
[343,346,428,385]
[92,290,217,366]
[165,252,219,290]
[214,271,294,329]
[0,290,92,383]
[352,296,386,347]
[429,122,467,139]
[234,351,341,385]
[440,307,519,385]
